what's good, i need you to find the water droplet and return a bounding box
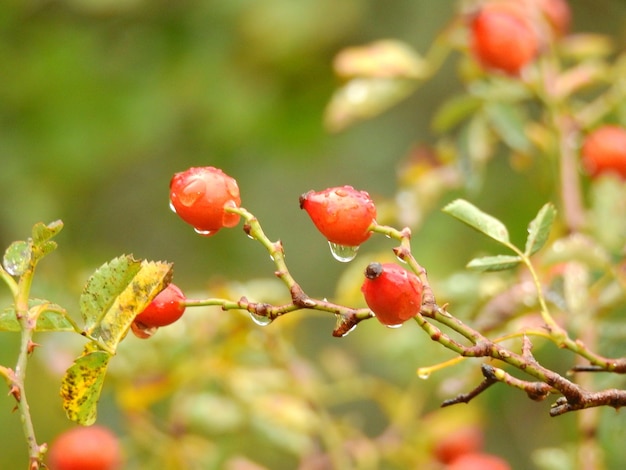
[249,312,272,326]
[2,241,31,276]
[194,228,217,237]
[386,323,403,329]
[328,242,359,262]
[169,200,177,213]
[417,368,431,380]
[395,253,407,264]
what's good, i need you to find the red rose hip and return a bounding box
[300,186,376,261]
[170,166,241,235]
[134,283,186,328]
[361,262,423,327]
[447,452,511,470]
[470,3,539,75]
[581,125,626,179]
[48,425,122,470]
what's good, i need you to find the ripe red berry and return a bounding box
[169,166,241,235]
[446,452,511,470]
[361,262,423,327]
[134,283,186,328]
[470,3,539,75]
[433,425,484,464]
[48,425,122,470]
[299,186,377,247]
[581,125,626,179]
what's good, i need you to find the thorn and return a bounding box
[8,383,21,402]
[27,340,40,355]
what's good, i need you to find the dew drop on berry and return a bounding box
[249,312,272,326]
[328,242,359,262]
[417,368,431,380]
[194,227,217,237]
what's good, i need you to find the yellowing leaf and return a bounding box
[60,349,111,425]
[85,259,173,351]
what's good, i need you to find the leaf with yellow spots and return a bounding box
[80,255,173,351]
[60,348,111,425]
[62,256,173,424]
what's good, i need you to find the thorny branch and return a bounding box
[200,207,626,417]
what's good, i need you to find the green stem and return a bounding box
[0,264,19,297]
[13,268,46,468]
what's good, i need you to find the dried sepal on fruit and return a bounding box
[361,262,423,327]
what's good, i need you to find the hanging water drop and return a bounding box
[194,227,217,237]
[249,312,272,326]
[386,323,403,329]
[328,242,359,262]
[417,368,431,380]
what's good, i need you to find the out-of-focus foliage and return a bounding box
[2,0,626,469]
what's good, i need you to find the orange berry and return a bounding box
[48,426,122,470]
[470,3,539,75]
[581,125,626,179]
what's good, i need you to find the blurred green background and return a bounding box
[2,0,626,468]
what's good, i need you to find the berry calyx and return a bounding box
[299,186,377,247]
[470,3,539,75]
[134,283,186,328]
[48,425,122,470]
[581,125,626,179]
[361,262,423,327]
[169,166,241,236]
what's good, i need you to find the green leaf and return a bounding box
[442,199,511,245]
[81,256,173,351]
[60,348,112,425]
[485,102,531,153]
[32,220,63,244]
[2,240,32,276]
[0,299,74,332]
[525,203,556,256]
[467,255,522,272]
[432,94,482,133]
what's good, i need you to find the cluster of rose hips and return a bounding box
[163,166,426,329]
[136,131,626,335]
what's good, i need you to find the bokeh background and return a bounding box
[1,0,626,468]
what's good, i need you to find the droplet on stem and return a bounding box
[249,312,272,326]
[328,242,359,262]
[417,368,431,380]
